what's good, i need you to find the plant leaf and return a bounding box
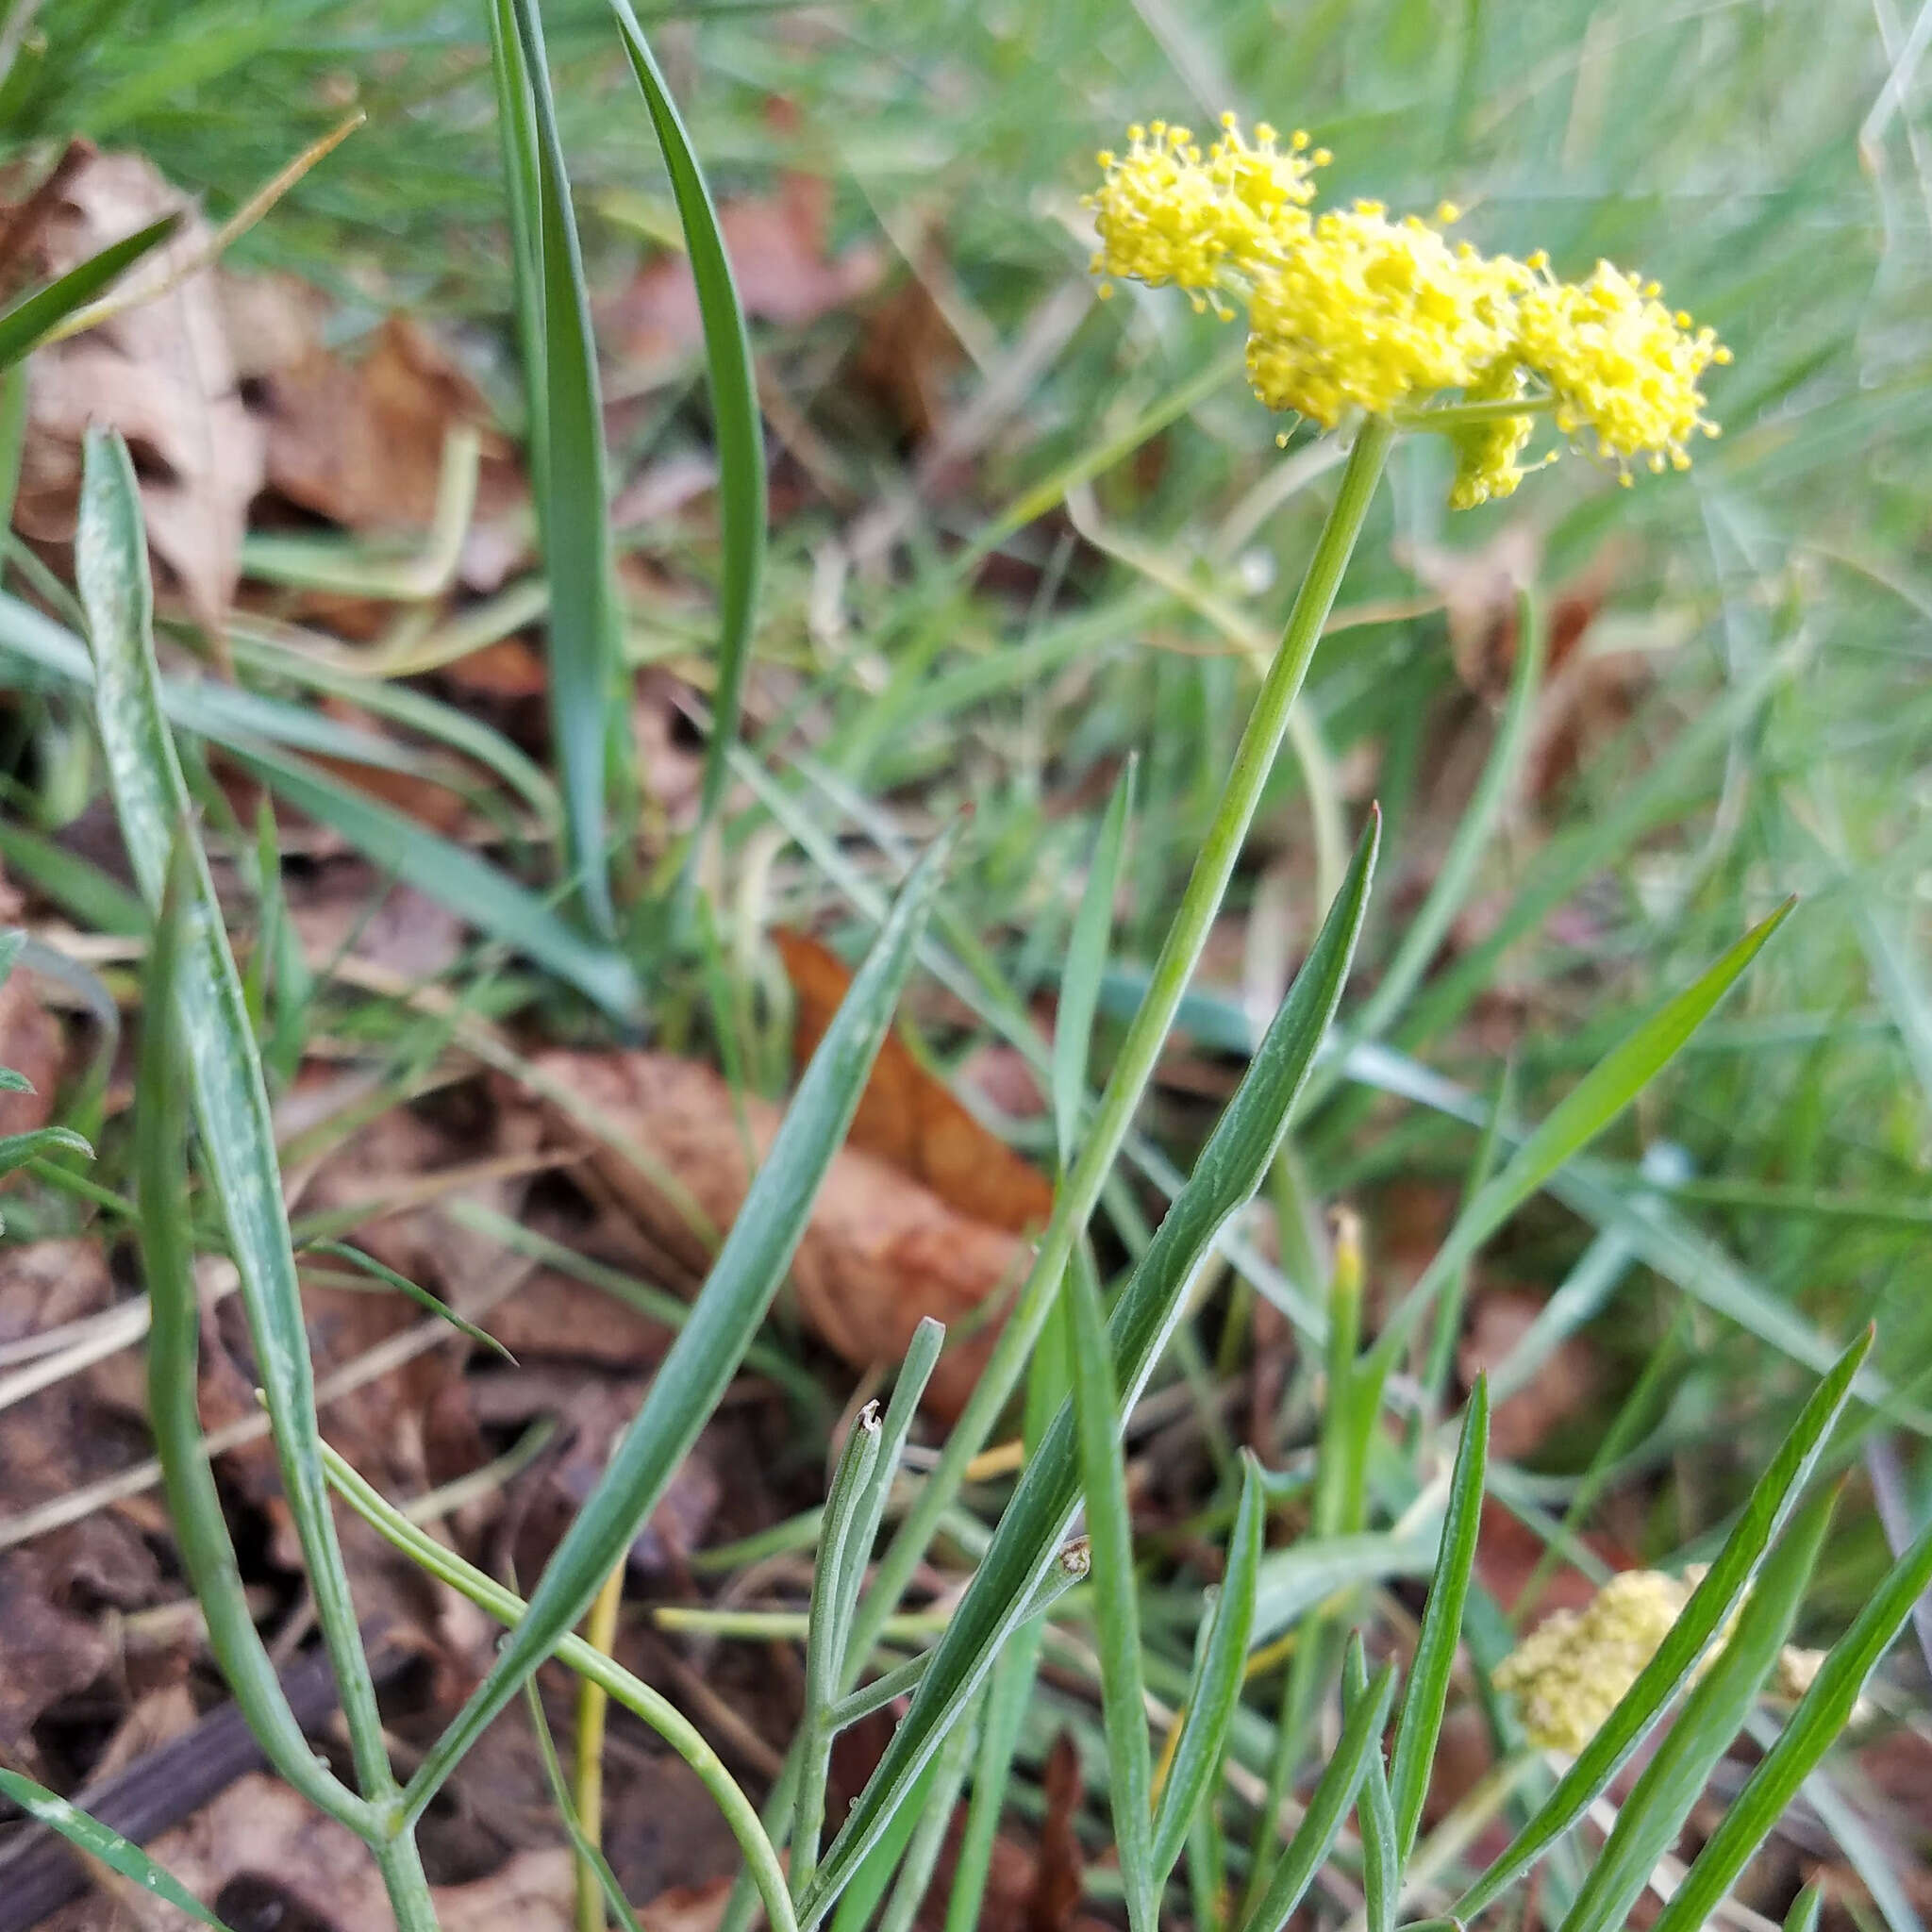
[1152,1453,1265,1882]
[1065,1240,1155,1930]
[0,1766,234,1931]
[800,810,1379,1926]
[1454,1324,1873,1918]
[298,1239,515,1362]
[498,0,625,934]
[1382,901,1795,1363]
[1053,758,1135,1167]
[1236,1660,1396,1932]
[604,0,767,865]
[1557,1482,1839,1932]
[401,829,956,1818]
[75,425,393,1800]
[1343,1635,1399,1932]
[0,213,178,369]
[1645,1501,1932,1932]
[1388,1377,1490,1859]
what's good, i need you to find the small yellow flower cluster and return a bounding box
[1087,117,1322,316]
[1514,257,1731,475]
[1493,1570,1690,1754]
[1084,114,1728,503]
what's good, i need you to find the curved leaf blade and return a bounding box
[401,829,956,1817]
[0,213,178,370]
[605,0,766,858]
[1053,758,1135,1166]
[0,1767,234,1932]
[800,809,1380,1926]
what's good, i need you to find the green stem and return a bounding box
[324,1443,798,1932]
[374,1826,442,1932]
[844,415,1396,1678]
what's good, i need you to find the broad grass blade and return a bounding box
[0,1767,233,1931]
[1152,1455,1265,1881]
[1557,1483,1839,1932]
[134,839,365,1828]
[1237,1659,1396,1932]
[403,830,955,1817]
[1065,1241,1155,1929]
[1389,1377,1490,1859]
[75,425,392,1802]
[605,0,767,862]
[1453,1324,1873,1919]
[801,812,1379,1926]
[1645,1501,1932,1932]
[499,0,626,933]
[1053,759,1135,1166]
[0,213,177,369]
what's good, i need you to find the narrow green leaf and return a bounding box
[1454,1324,1873,1919]
[0,1766,234,1931]
[1343,1636,1399,1932]
[0,359,29,533]
[1647,1505,1932,1932]
[604,0,767,864]
[942,1627,1044,1932]
[1383,901,1796,1361]
[1558,1483,1840,1932]
[1065,1241,1155,1930]
[0,1124,92,1175]
[793,1406,886,1897]
[1053,759,1135,1167]
[501,0,625,933]
[402,830,955,1820]
[1787,1885,1825,1932]
[1236,1660,1396,1932]
[1252,1524,1445,1647]
[802,813,1380,1927]
[221,741,639,1018]
[1389,1377,1490,1859]
[0,213,178,370]
[521,1679,649,1932]
[299,1240,515,1362]
[76,425,394,1807]
[1153,1454,1265,1881]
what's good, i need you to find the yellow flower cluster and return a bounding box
[1088,117,1322,315]
[1085,114,1728,503]
[1494,1570,1690,1755]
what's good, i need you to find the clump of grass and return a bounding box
[2,2,1928,1930]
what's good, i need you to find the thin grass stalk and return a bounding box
[844,417,1395,1678]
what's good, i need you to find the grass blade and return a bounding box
[499,0,625,933]
[0,213,177,369]
[520,1679,648,1932]
[1237,1659,1396,1932]
[133,836,368,1830]
[403,829,955,1819]
[1389,1377,1490,1860]
[1053,758,1135,1167]
[1065,1241,1155,1930]
[75,425,396,1808]
[801,812,1379,1926]
[793,1406,886,1897]
[1343,1635,1399,1932]
[1646,1503,1932,1932]
[1380,900,1796,1363]
[1152,1454,1265,1882]
[299,1240,515,1362]
[0,1766,234,1932]
[1557,1483,1840,1932]
[322,1441,797,1932]
[604,0,767,866]
[1453,1323,1873,1919]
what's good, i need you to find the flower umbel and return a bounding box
[1086,114,1728,503]
[1493,1570,1690,1754]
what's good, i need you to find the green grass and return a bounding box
[1,0,1928,1926]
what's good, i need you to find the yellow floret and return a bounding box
[1084,115,1322,312]
[1493,1571,1690,1754]
[1242,204,1524,427]
[1513,258,1729,478]
[1447,360,1551,509]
